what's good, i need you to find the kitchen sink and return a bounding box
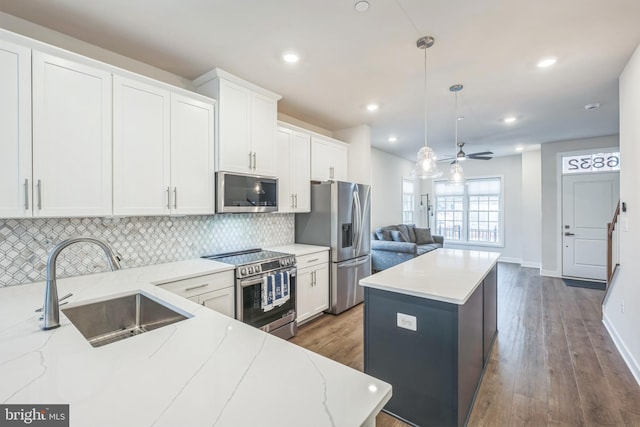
[62,291,192,348]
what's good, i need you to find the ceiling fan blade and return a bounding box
[468,156,492,160]
[467,151,493,156]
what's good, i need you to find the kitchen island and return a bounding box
[360,249,500,427]
[0,259,391,427]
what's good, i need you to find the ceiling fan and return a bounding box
[442,142,494,164]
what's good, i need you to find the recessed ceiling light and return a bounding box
[282,52,299,63]
[388,136,397,143]
[585,103,601,110]
[537,57,557,68]
[457,116,464,121]
[503,116,517,124]
[515,146,524,152]
[354,1,369,12]
[366,103,379,112]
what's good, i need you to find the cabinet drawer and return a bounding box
[157,270,234,298]
[296,251,329,268]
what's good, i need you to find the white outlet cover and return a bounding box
[397,313,417,331]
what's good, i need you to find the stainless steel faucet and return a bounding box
[43,237,122,330]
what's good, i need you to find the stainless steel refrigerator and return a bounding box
[295,181,371,314]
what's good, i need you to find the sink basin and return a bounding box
[62,291,192,347]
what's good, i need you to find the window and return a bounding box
[434,177,503,245]
[402,178,414,224]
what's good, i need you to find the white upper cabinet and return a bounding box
[311,135,348,182]
[113,76,171,216]
[0,39,31,218]
[113,76,214,216]
[169,93,215,215]
[276,125,310,213]
[194,68,281,177]
[32,52,112,217]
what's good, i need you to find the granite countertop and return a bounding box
[0,259,391,427]
[359,249,501,304]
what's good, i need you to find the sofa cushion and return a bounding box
[414,227,435,244]
[395,224,413,243]
[417,243,442,253]
[375,229,393,241]
[390,230,408,242]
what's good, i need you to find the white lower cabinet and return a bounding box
[296,250,329,324]
[157,270,235,318]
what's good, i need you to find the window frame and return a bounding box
[433,175,505,248]
[401,177,415,225]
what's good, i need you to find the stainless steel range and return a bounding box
[203,249,297,339]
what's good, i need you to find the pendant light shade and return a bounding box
[412,36,442,179]
[448,84,466,184]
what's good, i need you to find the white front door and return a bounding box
[562,172,619,280]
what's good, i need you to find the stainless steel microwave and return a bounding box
[216,172,278,213]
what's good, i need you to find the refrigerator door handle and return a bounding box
[337,256,370,268]
[353,189,362,255]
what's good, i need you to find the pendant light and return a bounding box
[412,36,442,179]
[448,84,466,184]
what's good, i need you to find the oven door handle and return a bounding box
[239,268,296,288]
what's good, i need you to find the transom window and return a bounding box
[434,177,503,245]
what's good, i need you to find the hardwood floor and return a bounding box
[289,263,640,426]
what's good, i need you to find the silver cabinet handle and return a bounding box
[294,194,298,208]
[166,187,171,209]
[564,232,575,236]
[307,258,319,264]
[173,187,178,209]
[252,152,257,170]
[291,194,295,209]
[249,152,253,169]
[329,166,334,179]
[312,270,316,286]
[37,180,42,210]
[185,283,208,292]
[24,179,29,210]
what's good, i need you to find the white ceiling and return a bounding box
[1,0,639,161]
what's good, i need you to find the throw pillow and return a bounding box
[390,230,408,242]
[376,229,392,241]
[395,224,412,243]
[414,227,435,244]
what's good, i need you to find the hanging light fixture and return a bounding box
[412,36,442,179]
[449,84,466,184]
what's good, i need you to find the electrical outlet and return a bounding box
[397,313,417,331]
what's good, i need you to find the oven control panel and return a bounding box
[237,255,296,279]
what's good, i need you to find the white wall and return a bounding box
[0,11,192,88]
[521,150,542,268]
[334,125,372,186]
[436,155,524,263]
[277,113,333,137]
[371,149,415,230]
[540,135,620,276]
[603,42,640,385]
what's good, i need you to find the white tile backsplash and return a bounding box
[0,214,294,287]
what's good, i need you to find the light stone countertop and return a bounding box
[359,249,501,305]
[267,243,330,256]
[0,259,391,427]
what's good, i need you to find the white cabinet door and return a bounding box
[0,40,31,218]
[32,52,112,217]
[290,131,311,212]
[310,263,329,314]
[113,76,171,216]
[170,93,215,215]
[218,79,251,173]
[296,267,313,323]
[311,136,348,182]
[276,127,294,213]
[199,287,235,318]
[251,92,277,176]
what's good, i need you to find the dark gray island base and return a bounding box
[363,255,498,427]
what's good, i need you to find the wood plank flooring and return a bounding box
[289,263,640,426]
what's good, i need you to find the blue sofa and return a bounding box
[371,224,443,272]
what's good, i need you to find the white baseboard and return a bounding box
[602,313,640,387]
[540,269,561,278]
[498,257,522,264]
[521,261,542,269]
